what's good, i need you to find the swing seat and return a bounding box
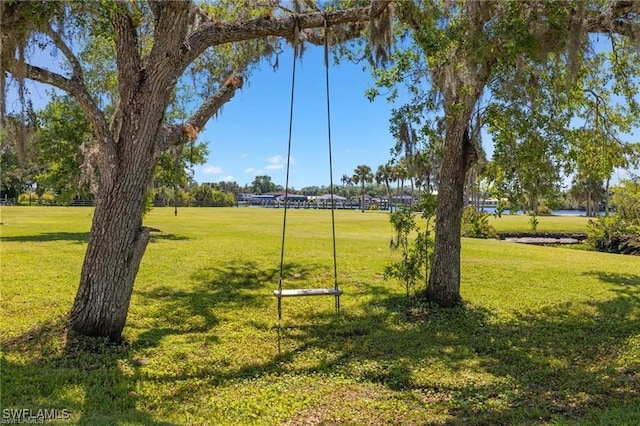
[273,288,343,298]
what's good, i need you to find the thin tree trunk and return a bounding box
[604,177,610,216]
[410,178,415,207]
[464,171,472,208]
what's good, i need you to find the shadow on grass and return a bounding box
[4,263,638,424]
[583,270,640,286]
[1,231,189,244]
[148,232,191,242]
[1,259,333,423]
[1,232,89,243]
[269,279,640,424]
[1,318,175,425]
[131,260,322,348]
[144,260,318,309]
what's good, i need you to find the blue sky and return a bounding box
[193,44,407,189]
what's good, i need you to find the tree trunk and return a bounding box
[69,77,170,341]
[425,121,470,307]
[70,175,151,341]
[604,177,610,216]
[409,177,415,207]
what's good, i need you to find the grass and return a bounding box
[1,206,639,425]
[488,213,592,234]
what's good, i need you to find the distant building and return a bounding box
[392,194,413,205]
[252,194,277,201]
[315,194,347,202]
[276,193,308,202]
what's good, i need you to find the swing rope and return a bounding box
[275,15,342,321]
[276,16,300,313]
[323,17,340,315]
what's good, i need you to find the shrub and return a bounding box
[537,204,552,216]
[611,178,640,224]
[587,217,640,255]
[461,206,496,238]
[385,193,436,296]
[18,192,39,205]
[587,178,640,255]
[529,212,539,232]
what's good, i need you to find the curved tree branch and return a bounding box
[186,74,243,137]
[179,1,392,73]
[586,1,640,38]
[43,25,84,81]
[5,59,108,139]
[3,57,116,185]
[158,1,392,153]
[157,73,243,153]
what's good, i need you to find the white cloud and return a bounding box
[267,154,294,165]
[241,153,249,159]
[244,155,293,175]
[266,154,294,169]
[220,175,234,182]
[267,154,284,164]
[203,165,224,174]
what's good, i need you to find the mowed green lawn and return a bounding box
[1,206,638,425]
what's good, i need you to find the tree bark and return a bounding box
[70,81,167,340]
[70,178,150,341]
[424,53,490,307]
[425,121,471,307]
[604,177,610,216]
[66,2,193,341]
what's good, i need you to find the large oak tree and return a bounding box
[374,1,640,306]
[2,0,392,341]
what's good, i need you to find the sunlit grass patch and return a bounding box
[489,213,591,233]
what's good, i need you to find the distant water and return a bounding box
[480,208,603,216]
[551,210,593,216]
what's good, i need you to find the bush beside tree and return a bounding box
[587,178,640,255]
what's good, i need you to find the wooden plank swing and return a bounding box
[274,17,342,321]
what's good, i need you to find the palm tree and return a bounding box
[392,159,409,208]
[412,151,434,195]
[396,119,419,200]
[341,174,353,200]
[375,163,394,211]
[352,164,373,212]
